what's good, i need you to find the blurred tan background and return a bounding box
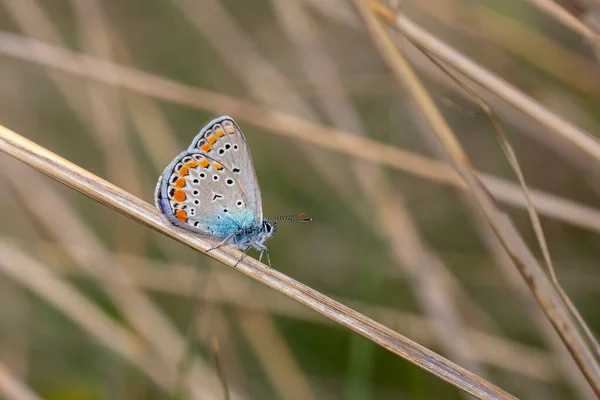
[1,0,600,399]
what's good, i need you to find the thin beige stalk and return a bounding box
[271,0,484,375]
[238,311,318,400]
[0,241,175,395]
[44,249,560,382]
[403,18,600,359]
[0,33,598,236]
[524,0,600,42]
[0,361,43,400]
[356,0,600,395]
[0,124,516,400]
[1,157,235,400]
[407,0,600,97]
[370,1,600,166]
[374,0,600,359]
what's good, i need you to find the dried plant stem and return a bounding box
[0,125,515,399]
[238,310,317,400]
[46,249,560,382]
[0,241,175,395]
[401,17,600,361]
[356,0,600,396]
[0,361,43,400]
[523,0,600,43]
[370,1,600,166]
[0,34,599,235]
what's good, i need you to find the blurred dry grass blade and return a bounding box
[0,126,516,399]
[0,360,43,400]
[401,17,600,363]
[210,339,231,400]
[523,0,600,44]
[270,0,483,376]
[368,1,600,167]
[47,249,561,382]
[356,0,600,396]
[1,34,600,236]
[0,240,175,395]
[237,311,317,400]
[0,157,230,400]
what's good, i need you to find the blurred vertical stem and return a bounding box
[346,242,381,400]
[357,0,600,397]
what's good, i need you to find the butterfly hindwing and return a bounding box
[155,116,263,237]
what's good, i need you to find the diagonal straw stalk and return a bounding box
[0,125,516,400]
[355,0,600,396]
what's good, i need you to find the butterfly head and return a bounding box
[260,219,277,241]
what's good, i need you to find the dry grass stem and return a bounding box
[402,19,600,361]
[407,0,600,97]
[0,361,43,400]
[523,0,600,44]
[45,249,561,382]
[370,1,600,166]
[0,124,515,399]
[0,156,233,400]
[238,311,317,400]
[0,241,175,395]
[1,33,599,236]
[357,0,600,396]
[270,0,483,375]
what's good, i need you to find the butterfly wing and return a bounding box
[155,116,263,237]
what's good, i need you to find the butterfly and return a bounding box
[155,115,310,267]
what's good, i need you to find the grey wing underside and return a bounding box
[154,116,263,236]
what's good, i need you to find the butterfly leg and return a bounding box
[257,245,271,268]
[233,245,251,268]
[206,235,233,253]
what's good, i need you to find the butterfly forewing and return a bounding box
[155,116,263,237]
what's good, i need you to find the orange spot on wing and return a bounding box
[207,135,217,144]
[215,129,225,137]
[185,161,198,168]
[179,167,189,176]
[213,162,223,170]
[199,158,210,168]
[173,189,186,202]
[201,143,212,152]
[175,178,186,188]
[175,210,188,222]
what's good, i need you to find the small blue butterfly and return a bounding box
[155,115,310,266]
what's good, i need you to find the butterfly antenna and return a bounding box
[270,212,312,223]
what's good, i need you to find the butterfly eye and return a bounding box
[169,174,179,184]
[175,163,184,171]
[225,143,231,150]
[226,179,234,186]
[233,145,239,151]
[218,149,225,155]
[182,156,193,163]
[213,175,219,181]
[199,172,206,179]
[236,200,244,207]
